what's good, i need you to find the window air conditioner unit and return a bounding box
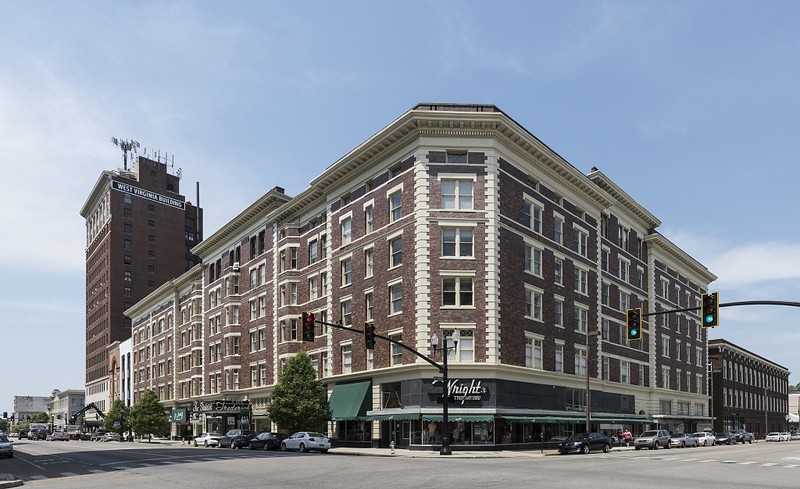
[232,262,240,271]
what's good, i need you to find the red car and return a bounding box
[29,428,50,441]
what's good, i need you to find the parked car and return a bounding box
[715,432,737,445]
[17,429,29,440]
[218,429,256,449]
[248,432,287,451]
[102,432,121,442]
[669,433,699,448]
[734,430,753,444]
[28,428,50,441]
[633,430,671,450]
[0,435,12,458]
[780,432,792,442]
[193,432,220,447]
[90,429,107,441]
[557,432,613,454]
[46,431,69,441]
[281,432,331,453]
[766,432,782,442]
[693,432,716,446]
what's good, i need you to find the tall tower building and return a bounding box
[80,152,202,420]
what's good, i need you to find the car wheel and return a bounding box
[299,442,307,453]
[748,439,752,444]
[581,444,590,454]
[652,442,658,450]
[635,446,641,450]
[281,442,287,451]
[602,444,610,453]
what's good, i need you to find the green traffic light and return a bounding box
[705,315,714,324]
[630,329,638,336]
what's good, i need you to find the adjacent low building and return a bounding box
[708,338,790,436]
[125,103,718,449]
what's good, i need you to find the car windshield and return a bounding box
[670,434,684,438]
[0,436,8,442]
[640,431,658,437]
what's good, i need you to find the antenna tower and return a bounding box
[110,137,140,171]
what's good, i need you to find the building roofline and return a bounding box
[709,338,790,372]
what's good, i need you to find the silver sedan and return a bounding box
[281,431,331,453]
[669,433,699,448]
[693,432,716,446]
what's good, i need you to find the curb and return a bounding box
[0,474,22,488]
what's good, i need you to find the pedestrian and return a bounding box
[616,429,624,446]
[623,429,632,446]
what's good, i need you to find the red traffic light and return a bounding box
[301,312,315,342]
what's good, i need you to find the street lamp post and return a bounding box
[431,330,459,456]
[585,330,599,433]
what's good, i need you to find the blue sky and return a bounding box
[2,0,800,413]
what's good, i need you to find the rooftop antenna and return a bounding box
[110,137,140,171]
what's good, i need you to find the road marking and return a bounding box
[739,461,756,465]
[762,463,777,467]
[61,472,79,476]
[679,458,698,462]
[87,469,105,474]
[698,459,717,463]
[783,465,798,469]
[28,475,47,480]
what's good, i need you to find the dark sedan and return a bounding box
[218,429,256,449]
[557,432,613,454]
[715,432,737,445]
[248,432,288,451]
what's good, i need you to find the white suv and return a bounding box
[634,429,671,450]
[693,432,716,446]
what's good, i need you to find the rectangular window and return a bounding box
[554,258,563,285]
[341,299,352,326]
[365,291,374,321]
[390,334,402,365]
[523,200,543,233]
[524,244,542,276]
[574,267,588,295]
[441,179,474,210]
[575,228,588,257]
[341,344,352,374]
[525,287,543,320]
[341,217,352,245]
[442,277,473,307]
[341,258,352,286]
[389,236,402,267]
[364,248,374,277]
[389,282,403,314]
[309,276,319,300]
[389,190,402,222]
[554,215,564,245]
[442,227,474,257]
[555,344,564,373]
[575,348,587,376]
[619,291,630,312]
[621,361,630,384]
[554,299,564,327]
[574,306,588,333]
[601,282,610,306]
[309,240,319,263]
[364,204,374,234]
[619,259,630,282]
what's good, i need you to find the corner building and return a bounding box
[126,104,716,449]
[80,156,202,422]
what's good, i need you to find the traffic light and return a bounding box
[364,323,376,350]
[301,311,316,342]
[626,308,642,341]
[701,292,719,327]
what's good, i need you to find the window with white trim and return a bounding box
[621,360,630,384]
[441,179,474,210]
[525,336,543,369]
[364,204,374,234]
[309,276,318,300]
[341,344,352,374]
[575,347,587,376]
[525,286,543,320]
[524,243,542,276]
[341,257,352,286]
[389,236,402,268]
[389,281,403,315]
[662,335,670,357]
[364,248,374,277]
[442,227,474,257]
[390,333,402,365]
[555,343,564,373]
[574,267,588,295]
[365,290,374,321]
[554,257,564,286]
[442,276,474,307]
[523,198,543,233]
[575,228,588,257]
[619,258,630,283]
[574,305,588,333]
[554,298,564,328]
[340,299,352,326]
[341,217,352,245]
[388,190,402,223]
[553,214,564,245]
[619,291,630,312]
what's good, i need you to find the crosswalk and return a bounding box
[631,455,799,469]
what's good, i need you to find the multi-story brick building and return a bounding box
[126,104,716,449]
[80,154,202,423]
[708,338,789,436]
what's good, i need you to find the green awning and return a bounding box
[369,413,420,421]
[501,416,584,424]
[592,417,651,424]
[422,415,495,422]
[328,381,372,421]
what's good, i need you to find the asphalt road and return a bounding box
[4,438,800,489]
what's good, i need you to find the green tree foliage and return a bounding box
[103,399,130,435]
[268,351,330,434]
[128,390,170,441]
[790,382,800,394]
[30,412,49,423]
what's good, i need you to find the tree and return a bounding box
[30,412,49,423]
[104,399,130,437]
[268,351,329,434]
[128,390,170,442]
